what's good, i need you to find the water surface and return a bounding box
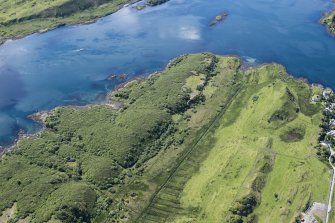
[0,0,335,146]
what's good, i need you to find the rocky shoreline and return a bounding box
[0,54,325,157]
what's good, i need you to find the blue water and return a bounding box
[0,0,335,146]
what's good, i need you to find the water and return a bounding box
[0,0,335,146]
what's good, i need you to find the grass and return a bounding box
[0,53,330,222]
[139,63,329,222]
[314,214,323,223]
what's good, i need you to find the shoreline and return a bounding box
[0,0,144,46]
[0,74,147,155]
[0,55,326,156]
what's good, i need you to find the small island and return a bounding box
[209,11,229,27]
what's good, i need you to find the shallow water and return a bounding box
[0,0,335,146]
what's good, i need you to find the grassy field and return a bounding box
[0,53,330,223]
[0,0,168,40]
[136,64,330,222]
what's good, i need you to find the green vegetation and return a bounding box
[0,53,331,222]
[157,63,329,223]
[322,10,335,35]
[0,0,169,40]
[314,214,323,223]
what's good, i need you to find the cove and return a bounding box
[0,0,335,147]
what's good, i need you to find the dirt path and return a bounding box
[325,142,335,223]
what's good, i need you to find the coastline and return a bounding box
[0,55,326,156]
[0,74,147,156]
[0,111,48,156]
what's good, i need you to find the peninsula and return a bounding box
[0,53,332,223]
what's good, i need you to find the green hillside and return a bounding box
[0,53,331,223]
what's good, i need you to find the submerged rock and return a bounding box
[136,5,146,10]
[106,73,128,81]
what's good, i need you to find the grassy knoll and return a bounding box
[0,53,330,223]
[0,0,168,40]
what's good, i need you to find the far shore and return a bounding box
[0,0,144,46]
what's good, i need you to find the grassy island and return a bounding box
[0,0,169,41]
[0,53,331,223]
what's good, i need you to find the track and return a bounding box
[326,142,335,223]
[135,84,243,222]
